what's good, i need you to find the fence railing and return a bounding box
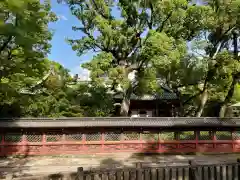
[1,117,240,155]
[1,129,240,155]
[11,159,240,180]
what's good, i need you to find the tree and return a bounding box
[192,0,240,117]
[0,0,57,115]
[23,61,84,117]
[70,82,115,117]
[63,0,209,116]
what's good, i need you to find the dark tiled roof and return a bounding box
[114,92,177,100]
[0,117,239,128]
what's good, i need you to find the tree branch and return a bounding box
[176,82,201,89]
[0,14,19,54]
[0,36,12,54]
[90,0,110,19]
[183,91,202,105]
[156,11,173,32]
[147,2,154,29]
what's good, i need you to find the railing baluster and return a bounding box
[116,171,122,180]
[220,166,224,180]
[176,168,179,180]
[182,167,186,180]
[169,168,172,180]
[226,165,230,180]
[124,169,129,180]
[144,169,150,180]
[157,168,163,180]
[76,167,84,180]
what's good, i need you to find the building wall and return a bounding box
[131,110,153,117]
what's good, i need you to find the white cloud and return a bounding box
[70,65,90,81]
[57,14,68,21]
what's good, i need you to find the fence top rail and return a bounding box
[0,117,240,128]
[84,161,240,175]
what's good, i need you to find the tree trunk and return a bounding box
[120,86,133,116]
[219,74,238,118]
[196,89,208,117]
[120,96,131,116]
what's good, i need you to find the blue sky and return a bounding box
[48,1,92,79]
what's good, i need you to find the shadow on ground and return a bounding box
[1,140,239,179]
[0,118,31,179]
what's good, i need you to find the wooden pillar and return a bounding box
[156,101,159,117]
[232,130,235,152]
[175,131,180,150]
[212,131,217,151]
[42,132,47,155]
[195,131,199,152]
[82,133,86,151]
[21,134,27,155]
[101,131,105,153]
[120,130,124,151]
[1,133,4,156]
[62,129,66,153]
[140,131,143,150]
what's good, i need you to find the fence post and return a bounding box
[136,163,143,180]
[62,173,71,180]
[76,167,84,180]
[237,158,240,179]
[101,130,105,153]
[232,130,236,152]
[21,134,27,155]
[189,160,199,180]
[195,131,199,152]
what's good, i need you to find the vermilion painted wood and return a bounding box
[0,130,240,156]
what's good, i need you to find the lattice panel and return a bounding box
[198,143,214,151]
[142,133,159,141]
[26,134,42,142]
[104,132,121,141]
[87,145,101,152]
[232,132,240,140]
[179,131,195,140]
[4,145,22,154]
[45,145,61,152]
[4,133,22,143]
[142,143,159,150]
[159,132,174,140]
[216,131,232,140]
[180,143,196,149]
[65,145,84,151]
[65,133,82,141]
[104,144,122,151]
[85,133,101,141]
[216,144,232,151]
[122,144,141,151]
[122,132,140,141]
[199,131,211,140]
[27,146,42,153]
[46,134,62,142]
[161,144,177,150]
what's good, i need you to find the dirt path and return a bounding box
[0,153,239,179]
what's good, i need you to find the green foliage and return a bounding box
[1,0,240,117]
[63,0,212,116]
[0,0,57,115]
[70,82,115,117]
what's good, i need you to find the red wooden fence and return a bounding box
[0,117,240,156]
[1,129,240,156]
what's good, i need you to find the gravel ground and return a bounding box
[0,153,239,179]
